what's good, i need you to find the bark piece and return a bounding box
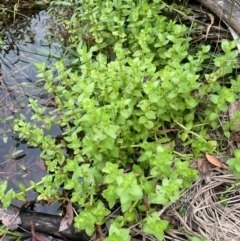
[229,99,240,129]
[196,0,240,34]
[0,204,89,241]
[0,205,21,230]
[20,209,89,241]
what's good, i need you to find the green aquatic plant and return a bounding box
[1,0,240,240]
[227,149,240,178]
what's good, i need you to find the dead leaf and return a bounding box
[205,153,228,169]
[30,220,51,241]
[35,158,47,171]
[52,232,69,241]
[142,195,151,211]
[9,104,14,111]
[160,214,177,226]
[197,157,211,174]
[59,201,74,232]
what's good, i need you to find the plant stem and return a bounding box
[175,121,207,143]
[17,179,45,196]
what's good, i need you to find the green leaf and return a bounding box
[102,184,118,208]
[148,192,168,205]
[74,209,96,236]
[74,201,110,236]
[3,135,8,144]
[227,149,240,177]
[104,125,119,139]
[18,163,27,171]
[94,200,111,224]
[18,182,26,192]
[234,149,240,159]
[143,212,168,240]
[185,96,197,108]
[120,109,132,118]
[145,110,156,120]
[64,179,78,190]
[103,162,122,183]
[138,100,150,112]
[139,116,148,124]
[209,112,218,121]
[105,224,130,241]
[11,149,24,158]
[190,237,209,241]
[221,39,238,53]
[4,115,14,121]
[101,137,115,150]
[210,94,219,104]
[116,173,143,212]
[16,192,26,201]
[2,189,15,208]
[0,181,8,194]
[221,39,230,53]
[144,121,154,129]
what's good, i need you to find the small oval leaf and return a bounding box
[3,135,8,143]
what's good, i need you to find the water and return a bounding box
[0,9,63,210]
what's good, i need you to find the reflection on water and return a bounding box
[0,10,63,205]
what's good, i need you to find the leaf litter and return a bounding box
[205,153,228,169]
[59,201,74,232]
[168,169,240,240]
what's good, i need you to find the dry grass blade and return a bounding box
[168,169,240,240]
[205,13,214,39]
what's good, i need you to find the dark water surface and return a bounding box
[0,9,63,212]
